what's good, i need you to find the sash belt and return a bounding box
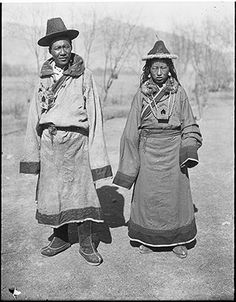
[140,127,181,138]
[39,123,89,137]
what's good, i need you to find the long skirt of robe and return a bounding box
[35,128,103,228]
[128,129,197,247]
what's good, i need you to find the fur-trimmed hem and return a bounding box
[36,207,103,226]
[42,218,104,229]
[128,218,197,246]
[129,236,196,247]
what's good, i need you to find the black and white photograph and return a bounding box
[1,0,234,300]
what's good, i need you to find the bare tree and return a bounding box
[8,7,47,75]
[81,10,97,68]
[127,27,156,77]
[169,26,192,80]
[99,17,137,104]
[170,15,234,119]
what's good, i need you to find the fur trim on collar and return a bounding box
[141,77,179,96]
[40,53,85,78]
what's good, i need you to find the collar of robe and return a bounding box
[141,77,179,97]
[40,53,85,78]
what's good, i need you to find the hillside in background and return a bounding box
[2,16,234,121]
[2,19,175,74]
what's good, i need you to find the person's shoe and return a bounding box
[41,237,71,257]
[79,247,103,266]
[139,244,154,254]
[172,245,188,258]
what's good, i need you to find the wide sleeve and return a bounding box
[179,87,203,168]
[113,91,142,189]
[83,69,113,182]
[19,82,41,174]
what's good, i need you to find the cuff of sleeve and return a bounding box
[180,145,199,168]
[113,171,135,189]
[91,165,113,182]
[20,162,40,174]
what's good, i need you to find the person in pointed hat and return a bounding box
[20,17,113,266]
[113,40,203,258]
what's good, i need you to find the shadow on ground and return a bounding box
[51,185,127,247]
[48,186,198,251]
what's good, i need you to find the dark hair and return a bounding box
[49,37,72,53]
[140,58,179,86]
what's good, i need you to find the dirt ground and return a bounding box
[1,90,234,300]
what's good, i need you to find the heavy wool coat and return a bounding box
[20,53,112,228]
[113,78,202,247]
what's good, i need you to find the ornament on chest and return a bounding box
[155,101,169,121]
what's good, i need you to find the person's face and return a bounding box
[50,38,72,68]
[150,60,170,85]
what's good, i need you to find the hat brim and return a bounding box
[142,53,178,60]
[38,29,79,46]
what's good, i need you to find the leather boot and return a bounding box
[41,224,71,257]
[78,220,103,266]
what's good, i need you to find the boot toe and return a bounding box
[139,245,154,254]
[172,245,188,259]
[79,248,103,266]
[41,238,71,257]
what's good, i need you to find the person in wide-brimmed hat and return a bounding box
[37,17,79,47]
[20,17,112,266]
[113,40,203,258]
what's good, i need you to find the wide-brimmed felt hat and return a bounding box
[142,40,178,60]
[38,17,79,47]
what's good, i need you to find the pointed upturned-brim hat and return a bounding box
[142,40,178,60]
[38,17,79,47]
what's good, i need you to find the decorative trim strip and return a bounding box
[180,145,199,167]
[128,235,197,248]
[36,207,103,226]
[113,171,136,189]
[91,165,113,181]
[128,218,197,246]
[180,158,199,169]
[45,218,104,229]
[20,162,40,174]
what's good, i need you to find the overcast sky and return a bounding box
[2,1,234,33]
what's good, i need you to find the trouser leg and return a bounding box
[53,224,69,243]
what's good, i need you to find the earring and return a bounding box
[168,72,171,77]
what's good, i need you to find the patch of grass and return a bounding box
[2,76,34,119]
[2,102,26,119]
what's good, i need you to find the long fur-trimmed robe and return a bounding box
[20,53,112,227]
[113,78,202,247]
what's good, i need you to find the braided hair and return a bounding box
[140,58,179,87]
